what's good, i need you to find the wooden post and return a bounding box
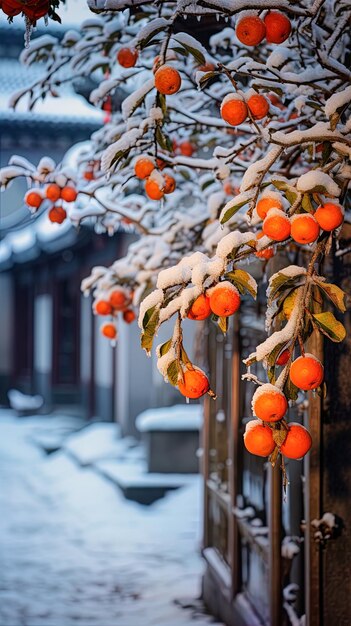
[268,462,283,626]
[229,314,241,596]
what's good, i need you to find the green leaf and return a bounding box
[268,272,305,303]
[301,194,314,213]
[313,280,347,313]
[167,360,181,386]
[283,377,299,402]
[159,338,172,356]
[220,198,249,224]
[156,92,167,117]
[139,24,167,48]
[225,269,257,299]
[141,306,160,353]
[174,41,205,65]
[312,311,346,342]
[218,316,228,334]
[180,346,192,365]
[271,179,298,205]
[199,71,219,89]
[155,126,172,152]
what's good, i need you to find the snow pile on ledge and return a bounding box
[136,404,203,432]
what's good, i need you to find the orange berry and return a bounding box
[276,349,290,366]
[187,294,212,321]
[221,95,248,126]
[154,65,181,95]
[60,186,77,202]
[255,231,274,260]
[101,323,117,339]
[291,214,320,244]
[134,158,155,180]
[244,420,275,457]
[145,177,164,200]
[24,189,43,208]
[48,206,66,224]
[123,309,136,324]
[196,62,215,73]
[263,209,291,241]
[156,158,167,170]
[208,281,241,317]
[236,16,266,46]
[109,289,129,310]
[280,423,312,459]
[178,368,210,399]
[46,183,61,202]
[256,194,283,220]
[247,94,270,120]
[179,141,194,157]
[117,47,138,68]
[163,174,176,194]
[314,203,344,231]
[95,300,113,316]
[264,11,291,44]
[252,383,288,422]
[289,354,324,390]
[83,170,94,181]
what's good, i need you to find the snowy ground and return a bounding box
[0,411,222,626]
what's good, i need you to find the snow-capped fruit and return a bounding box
[255,232,274,260]
[208,281,241,317]
[123,309,136,324]
[117,47,138,68]
[187,294,212,321]
[291,214,320,244]
[236,16,266,46]
[256,193,283,220]
[101,323,117,339]
[314,203,344,231]
[289,355,324,391]
[109,290,129,310]
[48,206,66,224]
[163,174,176,194]
[178,369,210,399]
[263,209,291,241]
[276,349,290,366]
[244,420,275,457]
[264,11,292,44]
[252,383,288,422]
[24,189,43,209]
[46,183,61,202]
[60,186,77,202]
[134,158,155,180]
[95,300,113,316]
[247,94,270,120]
[280,423,312,459]
[154,65,181,95]
[221,95,248,126]
[145,178,164,200]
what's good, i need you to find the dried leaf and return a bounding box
[312,311,346,342]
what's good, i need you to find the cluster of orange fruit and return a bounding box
[175,283,241,399]
[94,289,136,340]
[236,12,291,46]
[244,354,324,460]
[253,194,344,255]
[24,183,78,224]
[134,157,176,200]
[221,92,270,126]
[117,46,182,96]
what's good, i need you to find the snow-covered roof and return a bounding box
[0,59,103,125]
[0,210,77,269]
